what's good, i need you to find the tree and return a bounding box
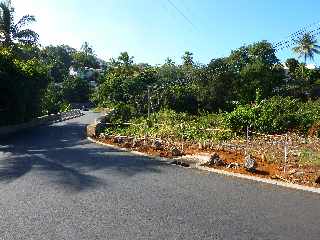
[0,47,49,125]
[182,51,194,67]
[63,77,90,103]
[227,41,284,103]
[42,83,64,114]
[108,52,136,75]
[285,58,300,75]
[81,41,94,56]
[0,2,38,46]
[72,42,99,71]
[292,33,320,64]
[41,45,75,82]
[116,52,134,66]
[200,58,235,111]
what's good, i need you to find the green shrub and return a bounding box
[105,109,232,142]
[226,105,256,132]
[255,97,299,133]
[109,103,137,123]
[226,97,320,134]
[296,100,320,133]
[59,102,72,112]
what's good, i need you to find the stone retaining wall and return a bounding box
[86,111,111,138]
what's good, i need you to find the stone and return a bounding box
[180,162,190,168]
[208,153,225,166]
[315,176,320,184]
[244,155,257,172]
[86,124,99,138]
[287,169,297,175]
[123,142,131,148]
[113,136,125,144]
[132,138,141,148]
[293,171,305,177]
[95,116,107,124]
[226,162,241,169]
[171,160,190,168]
[152,140,163,150]
[171,146,182,156]
[307,169,316,173]
[99,133,106,139]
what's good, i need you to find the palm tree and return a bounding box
[0,1,38,46]
[292,33,320,64]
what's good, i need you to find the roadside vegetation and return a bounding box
[1,1,320,181]
[0,2,102,126]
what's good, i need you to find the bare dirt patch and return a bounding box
[95,134,320,188]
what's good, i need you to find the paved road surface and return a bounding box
[0,112,319,240]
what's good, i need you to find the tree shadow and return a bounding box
[0,119,166,192]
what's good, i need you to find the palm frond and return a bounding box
[14,29,39,45]
[292,32,320,63]
[312,48,320,54]
[313,44,320,49]
[14,15,35,31]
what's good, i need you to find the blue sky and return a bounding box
[14,0,320,65]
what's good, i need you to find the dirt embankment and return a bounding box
[95,134,320,188]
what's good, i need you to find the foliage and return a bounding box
[41,45,75,82]
[0,47,49,125]
[93,52,157,114]
[227,97,320,134]
[62,77,90,103]
[254,97,300,133]
[284,58,320,98]
[108,103,137,123]
[41,83,64,114]
[225,105,257,133]
[105,109,232,142]
[292,33,320,63]
[72,42,100,71]
[0,2,38,46]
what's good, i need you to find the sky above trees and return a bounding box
[14,0,320,65]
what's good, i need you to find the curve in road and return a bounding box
[0,112,319,240]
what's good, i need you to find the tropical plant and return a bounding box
[292,33,320,64]
[0,47,49,125]
[62,77,90,103]
[0,1,38,46]
[72,42,99,70]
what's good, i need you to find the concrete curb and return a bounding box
[87,137,320,195]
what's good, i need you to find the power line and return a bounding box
[273,21,320,52]
[166,0,197,30]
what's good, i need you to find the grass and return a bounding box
[299,149,320,166]
[104,109,234,142]
[91,107,110,113]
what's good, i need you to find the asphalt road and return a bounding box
[0,112,319,240]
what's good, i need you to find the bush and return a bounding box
[226,97,320,134]
[105,109,232,142]
[63,77,90,103]
[0,48,49,125]
[41,83,64,114]
[226,105,257,133]
[296,100,320,133]
[109,103,137,123]
[255,97,299,133]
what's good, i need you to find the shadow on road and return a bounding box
[0,120,165,192]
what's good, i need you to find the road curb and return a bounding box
[87,137,320,195]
